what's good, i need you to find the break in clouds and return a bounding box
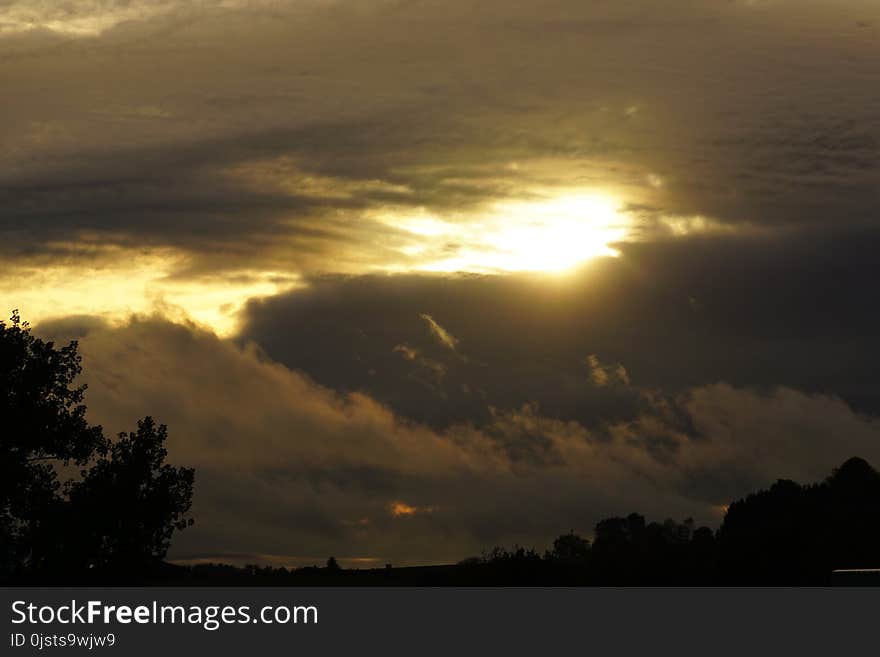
[5,0,880,564]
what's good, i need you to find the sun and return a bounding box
[485,194,625,272]
[383,193,628,274]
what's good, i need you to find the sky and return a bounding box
[3,0,880,567]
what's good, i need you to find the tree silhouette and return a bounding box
[56,419,193,572]
[0,311,194,580]
[717,457,880,583]
[1,311,107,576]
[549,532,590,562]
[823,457,880,569]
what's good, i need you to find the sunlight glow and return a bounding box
[0,247,300,337]
[2,193,631,336]
[380,193,628,274]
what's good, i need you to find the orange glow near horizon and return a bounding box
[390,501,438,518]
[390,502,418,517]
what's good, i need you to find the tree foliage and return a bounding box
[0,311,194,580]
[549,532,591,562]
[718,456,880,582]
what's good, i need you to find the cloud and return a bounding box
[585,354,630,387]
[419,314,460,353]
[393,344,418,362]
[2,0,879,299]
[8,0,880,565]
[33,314,880,565]
[392,343,447,391]
[0,0,287,37]
[56,316,495,563]
[240,227,880,432]
[604,383,880,504]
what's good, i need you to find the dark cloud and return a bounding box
[30,314,880,565]
[241,227,880,428]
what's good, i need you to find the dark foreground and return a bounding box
[9,560,880,587]
[12,455,880,587]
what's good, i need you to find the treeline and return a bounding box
[13,458,879,585]
[454,456,880,585]
[115,456,880,587]
[152,456,880,586]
